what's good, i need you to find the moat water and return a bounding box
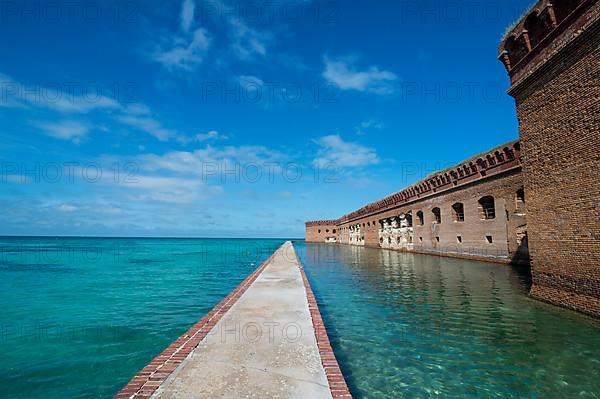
[295,242,600,399]
[2,237,600,398]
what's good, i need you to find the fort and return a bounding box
[306,0,600,317]
[306,140,529,265]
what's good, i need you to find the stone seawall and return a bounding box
[116,242,351,398]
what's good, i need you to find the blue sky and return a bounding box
[0,0,533,238]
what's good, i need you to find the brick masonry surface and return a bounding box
[500,0,600,317]
[306,142,529,265]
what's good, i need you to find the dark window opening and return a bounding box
[432,207,442,224]
[479,196,496,220]
[516,188,525,214]
[486,235,493,244]
[417,211,424,226]
[405,211,413,227]
[452,203,465,222]
[457,236,462,244]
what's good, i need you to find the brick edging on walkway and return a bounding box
[115,249,279,399]
[294,248,353,398]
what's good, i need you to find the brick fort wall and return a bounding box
[499,0,600,316]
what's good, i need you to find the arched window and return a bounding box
[417,211,424,226]
[333,229,337,234]
[432,207,441,224]
[479,196,496,220]
[452,202,465,222]
[406,211,413,227]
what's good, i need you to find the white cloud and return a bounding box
[117,113,177,142]
[180,0,195,32]
[237,75,265,86]
[356,119,383,135]
[123,175,223,204]
[116,104,224,145]
[34,120,90,144]
[194,130,228,142]
[0,72,28,109]
[229,21,269,61]
[124,103,151,115]
[137,144,283,176]
[154,28,211,71]
[313,134,380,168]
[57,204,78,212]
[277,191,293,199]
[0,71,119,113]
[323,57,398,94]
[36,94,120,114]
[116,103,178,141]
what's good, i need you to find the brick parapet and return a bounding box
[338,141,521,225]
[499,0,599,89]
[306,220,341,227]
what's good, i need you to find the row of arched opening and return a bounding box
[332,188,525,240]
[415,196,497,225]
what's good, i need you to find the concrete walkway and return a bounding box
[152,242,334,399]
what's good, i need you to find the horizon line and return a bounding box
[0,234,305,240]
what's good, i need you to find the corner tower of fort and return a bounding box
[499,0,600,316]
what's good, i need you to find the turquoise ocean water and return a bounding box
[0,237,285,398]
[2,237,600,398]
